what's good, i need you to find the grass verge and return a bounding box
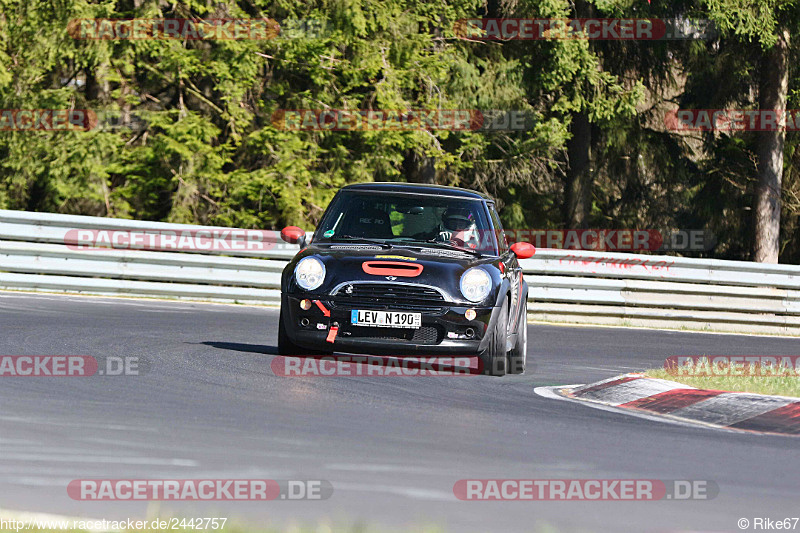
[645,368,800,398]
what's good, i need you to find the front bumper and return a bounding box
[282,294,498,355]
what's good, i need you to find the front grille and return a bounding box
[342,325,443,345]
[331,283,447,313]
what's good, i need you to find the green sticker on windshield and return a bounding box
[323,230,335,237]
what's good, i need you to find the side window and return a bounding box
[488,204,508,253]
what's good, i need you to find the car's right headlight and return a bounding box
[294,257,326,291]
[460,267,492,303]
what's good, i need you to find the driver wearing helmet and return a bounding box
[438,207,481,249]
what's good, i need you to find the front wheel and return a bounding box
[478,303,508,376]
[278,306,302,355]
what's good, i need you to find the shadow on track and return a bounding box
[199,341,278,355]
[198,342,481,375]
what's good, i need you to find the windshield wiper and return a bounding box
[329,235,393,248]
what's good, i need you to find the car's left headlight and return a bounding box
[460,267,492,303]
[295,256,326,290]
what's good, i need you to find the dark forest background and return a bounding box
[1,0,798,261]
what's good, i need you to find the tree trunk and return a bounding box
[564,110,592,228]
[84,67,100,101]
[563,0,594,229]
[754,28,790,263]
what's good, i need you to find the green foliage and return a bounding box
[0,0,798,261]
[702,0,798,48]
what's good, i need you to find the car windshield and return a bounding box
[314,191,498,254]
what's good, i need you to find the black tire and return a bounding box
[278,306,303,355]
[478,302,508,376]
[507,303,527,375]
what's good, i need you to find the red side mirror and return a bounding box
[280,226,305,244]
[510,241,535,259]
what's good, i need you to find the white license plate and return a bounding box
[351,310,421,329]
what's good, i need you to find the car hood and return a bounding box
[288,243,501,303]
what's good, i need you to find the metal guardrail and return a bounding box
[2,209,800,335]
[521,251,800,334]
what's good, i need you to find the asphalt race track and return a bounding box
[1,291,799,532]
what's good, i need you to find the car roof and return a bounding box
[341,182,492,201]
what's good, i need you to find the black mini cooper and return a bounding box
[277,182,535,376]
